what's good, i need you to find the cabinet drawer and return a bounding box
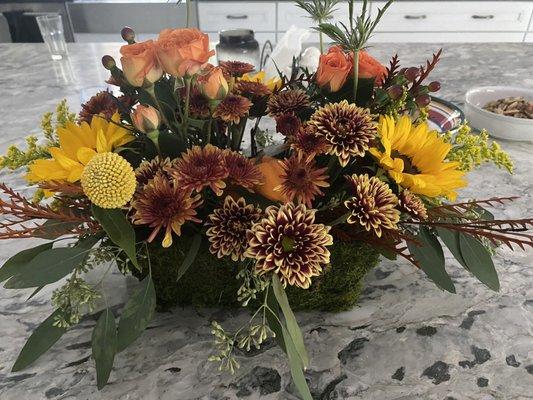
[369,32,526,43]
[372,1,533,32]
[198,2,276,33]
[205,31,277,44]
[278,2,363,31]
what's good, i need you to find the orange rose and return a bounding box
[255,156,286,202]
[156,28,214,77]
[197,66,229,100]
[357,51,387,84]
[131,105,161,133]
[120,40,163,87]
[315,46,353,93]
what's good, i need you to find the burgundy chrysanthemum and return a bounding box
[78,91,119,123]
[245,203,333,289]
[399,189,428,220]
[169,144,229,196]
[309,100,376,167]
[135,156,173,189]
[344,174,400,237]
[206,196,262,261]
[275,153,329,207]
[219,61,255,77]
[131,174,203,247]
[276,114,301,136]
[290,124,331,159]
[213,94,252,124]
[267,89,311,117]
[223,149,264,190]
[234,80,271,99]
[189,88,211,118]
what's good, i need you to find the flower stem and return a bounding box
[181,77,192,138]
[318,18,324,53]
[353,49,359,104]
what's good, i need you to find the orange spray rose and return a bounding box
[156,28,214,77]
[198,66,229,100]
[254,156,286,203]
[357,51,387,84]
[120,40,163,87]
[315,46,353,93]
[131,105,161,133]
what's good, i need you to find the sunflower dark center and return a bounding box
[390,151,421,174]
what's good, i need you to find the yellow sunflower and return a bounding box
[27,113,134,184]
[369,115,466,201]
[240,71,282,92]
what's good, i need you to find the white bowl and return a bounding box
[464,86,533,142]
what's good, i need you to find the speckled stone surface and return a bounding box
[0,43,532,400]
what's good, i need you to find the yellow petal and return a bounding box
[77,147,97,165]
[68,166,84,182]
[49,147,82,170]
[96,129,110,153]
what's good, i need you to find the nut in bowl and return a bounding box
[465,86,533,142]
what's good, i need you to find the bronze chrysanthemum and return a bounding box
[189,88,211,118]
[399,190,428,220]
[135,156,173,189]
[309,100,376,167]
[131,174,203,247]
[275,153,329,207]
[344,173,400,237]
[290,124,331,159]
[78,91,119,123]
[169,144,228,196]
[219,61,255,77]
[206,196,262,261]
[276,114,301,136]
[213,94,252,124]
[234,80,272,99]
[245,203,333,289]
[267,89,311,117]
[223,149,264,190]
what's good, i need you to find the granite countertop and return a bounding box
[0,43,532,400]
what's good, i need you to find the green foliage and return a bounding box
[443,123,514,173]
[12,310,67,372]
[0,242,53,282]
[407,226,456,293]
[92,206,139,270]
[51,276,100,328]
[294,0,340,23]
[175,233,202,282]
[116,276,156,352]
[0,99,74,171]
[92,308,117,390]
[458,233,499,291]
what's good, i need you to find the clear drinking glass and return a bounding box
[36,14,68,61]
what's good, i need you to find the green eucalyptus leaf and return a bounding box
[176,234,202,282]
[271,275,309,368]
[436,227,467,268]
[92,206,139,270]
[26,286,44,301]
[33,220,80,240]
[279,322,312,400]
[117,276,156,352]
[92,308,117,390]
[265,289,287,355]
[5,246,90,289]
[459,234,500,291]
[0,242,53,283]
[12,310,66,372]
[407,227,456,293]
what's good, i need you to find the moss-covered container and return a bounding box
[133,238,379,312]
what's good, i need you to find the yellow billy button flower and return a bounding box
[81,152,136,209]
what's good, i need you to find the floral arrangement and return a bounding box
[1,1,532,398]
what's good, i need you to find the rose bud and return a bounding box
[101,55,116,70]
[404,67,420,82]
[316,45,353,93]
[121,26,135,44]
[120,40,163,87]
[415,94,431,107]
[387,85,403,100]
[198,66,229,100]
[428,81,441,92]
[131,105,161,133]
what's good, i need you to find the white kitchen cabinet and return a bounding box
[525,33,533,42]
[205,31,276,44]
[369,32,527,43]
[278,2,365,31]
[371,1,533,32]
[198,2,276,33]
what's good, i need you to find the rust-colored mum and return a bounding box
[275,153,329,207]
[399,189,428,220]
[189,88,211,118]
[206,196,262,261]
[290,124,331,160]
[234,80,271,99]
[135,156,173,189]
[78,91,133,123]
[223,149,264,190]
[344,173,400,237]
[219,60,255,77]
[131,174,202,247]
[245,203,333,289]
[276,114,301,136]
[213,94,252,124]
[267,89,311,117]
[169,144,228,196]
[309,100,376,167]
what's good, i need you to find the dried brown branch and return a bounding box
[427,196,519,219]
[381,53,400,88]
[410,48,442,93]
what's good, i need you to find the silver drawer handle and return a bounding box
[226,14,248,20]
[404,14,427,20]
[472,14,494,19]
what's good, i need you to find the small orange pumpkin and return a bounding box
[255,156,286,203]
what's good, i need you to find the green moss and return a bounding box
[133,239,379,312]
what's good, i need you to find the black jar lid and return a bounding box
[219,29,256,45]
